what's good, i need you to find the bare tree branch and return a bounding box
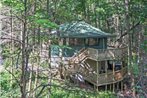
[115,21,141,42]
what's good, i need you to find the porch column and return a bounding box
[66,38,69,45]
[102,38,105,49]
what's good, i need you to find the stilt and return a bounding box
[112,60,115,93]
[121,81,123,91]
[117,82,119,91]
[96,63,99,92]
[113,83,115,93]
[110,84,112,91]
[96,51,99,92]
[105,61,108,91]
[94,85,96,90]
[105,85,107,91]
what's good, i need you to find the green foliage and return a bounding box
[0,71,20,98]
[50,88,116,98]
[132,54,139,76]
[0,1,2,8]
[35,19,58,29]
[0,72,116,98]
[2,0,24,12]
[1,0,147,97]
[0,71,11,91]
[2,58,11,68]
[37,84,116,98]
[141,40,147,53]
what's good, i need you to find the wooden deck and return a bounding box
[64,47,128,86]
[67,66,127,86]
[84,67,127,86]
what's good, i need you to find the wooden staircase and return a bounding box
[69,48,89,64]
[66,48,90,75]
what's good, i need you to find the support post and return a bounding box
[96,61,99,91]
[113,60,115,93]
[102,38,105,49]
[110,84,112,91]
[105,61,108,91]
[66,38,69,46]
[121,81,123,91]
[96,50,99,92]
[117,82,119,91]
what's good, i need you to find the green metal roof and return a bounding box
[59,21,114,38]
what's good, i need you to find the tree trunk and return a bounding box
[124,0,135,97]
[20,0,27,97]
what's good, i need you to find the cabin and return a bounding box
[51,21,127,90]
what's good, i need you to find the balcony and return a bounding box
[87,47,127,61]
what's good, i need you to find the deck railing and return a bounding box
[83,66,128,86]
[68,47,127,64]
[68,63,128,86]
[69,48,89,63]
[87,47,127,61]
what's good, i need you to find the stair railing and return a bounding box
[69,48,89,64]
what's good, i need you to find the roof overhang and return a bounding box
[59,21,115,38]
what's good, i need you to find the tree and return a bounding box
[1,0,147,97]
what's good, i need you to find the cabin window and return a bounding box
[69,38,75,46]
[63,38,66,45]
[97,38,100,45]
[89,38,100,46]
[85,39,89,46]
[75,38,84,46]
